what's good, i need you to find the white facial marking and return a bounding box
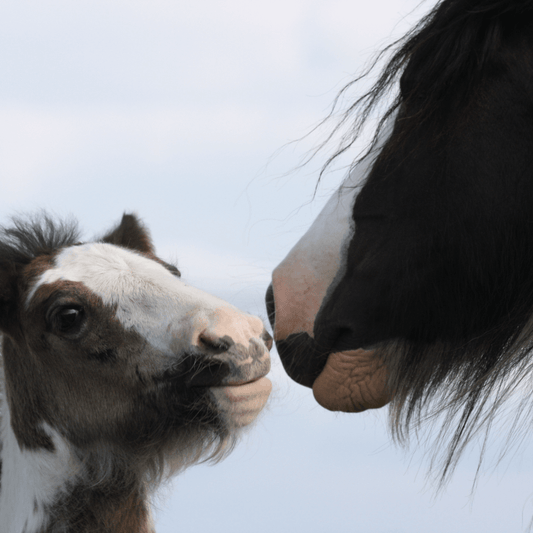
[272,116,395,340]
[27,243,261,354]
[0,407,79,532]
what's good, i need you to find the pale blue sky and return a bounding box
[1,1,532,531]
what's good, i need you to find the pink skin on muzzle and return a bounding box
[271,132,394,413]
[271,261,389,413]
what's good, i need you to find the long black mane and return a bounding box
[319,0,533,483]
[321,0,533,176]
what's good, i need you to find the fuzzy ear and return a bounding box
[101,214,155,255]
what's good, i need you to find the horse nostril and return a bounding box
[265,284,276,329]
[261,328,273,350]
[199,331,234,353]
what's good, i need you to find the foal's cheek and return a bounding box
[210,377,272,428]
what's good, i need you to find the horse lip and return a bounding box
[276,330,377,389]
[275,332,329,388]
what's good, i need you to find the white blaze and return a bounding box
[271,117,395,340]
[26,243,254,353]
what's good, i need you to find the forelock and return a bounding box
[0,214,80,266]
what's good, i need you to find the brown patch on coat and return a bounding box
[23,255,57,292]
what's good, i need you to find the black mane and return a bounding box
[0,214,81,266]
[320,0,533,176]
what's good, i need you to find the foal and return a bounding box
[0,213,272,532]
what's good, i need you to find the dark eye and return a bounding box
[53,306,85,335]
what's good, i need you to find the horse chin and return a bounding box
[210,377,272,428]
[311,349,390,413]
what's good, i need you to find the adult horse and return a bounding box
[267,0,533,475]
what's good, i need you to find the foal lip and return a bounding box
[189,372,271,388]
[221,376,265,387]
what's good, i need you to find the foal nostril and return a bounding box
[265,283,276,329]
[261,328,273,350]
[199,331,234,353]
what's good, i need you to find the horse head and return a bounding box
[268,0,533,468]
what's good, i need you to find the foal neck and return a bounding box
[0,399,155,533]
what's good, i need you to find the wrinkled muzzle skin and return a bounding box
[267,135,392,413]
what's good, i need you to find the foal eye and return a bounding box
[53,306,85,334]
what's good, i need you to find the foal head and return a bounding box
[0,213,271,487]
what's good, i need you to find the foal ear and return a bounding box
[101,214,156,255]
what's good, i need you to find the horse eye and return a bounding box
[54,307,85,334]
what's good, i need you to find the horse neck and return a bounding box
[0,356,156,533]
